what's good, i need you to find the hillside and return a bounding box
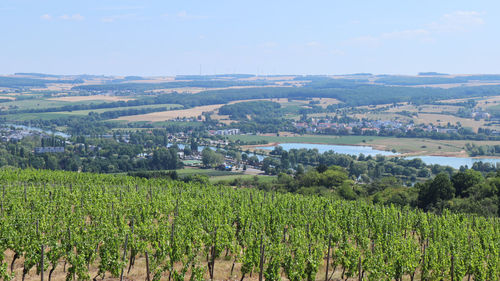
[0,169,498,280]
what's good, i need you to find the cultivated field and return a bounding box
[0,98,118,111]
[439,95,500,107]
[311,97,341,107]
[413,113,489,132]
[48,95,134,102]
[114,98,325,123]
[0,95,16,100]
[114,104,224,122]
[4,104,183,121]
[385,104,461,114]
[149,84,287,94]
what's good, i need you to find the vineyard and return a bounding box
[0,169,498,281]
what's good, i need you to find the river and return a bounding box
[256,143,499,169]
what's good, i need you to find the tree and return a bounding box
[338,182,357,200]
[320,167,348,188]
[295,164,305,176]
[451,169,483,197]
[190,138,199,153]
[150,147,182,170]
[201,148,224,168]
[417,173,455,211]
[183,146,192,156]
[316,164,328,173]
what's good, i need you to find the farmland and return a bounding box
[114,104,225,122]
[4,104,182,121]
[1,73,500,161]
[47,94,135,102]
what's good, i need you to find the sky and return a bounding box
[0,0,499,76]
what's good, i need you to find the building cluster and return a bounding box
[0,126,46,141]
[34,147,65,154]
[209,128,240,136]
[294,119,412,134]
[292,118,492,136]
[471,111,491,120]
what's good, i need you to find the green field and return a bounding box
[228,134,386,145]
[209,174,275,183]
[52,103,182,116]
[1,98,115,110]
[171,168,275,184]
[5,104,182,121]
[173,167,241,177]
[6,112,73,121]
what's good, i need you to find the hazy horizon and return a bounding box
[1,0,500,76]
[5,72,500,77]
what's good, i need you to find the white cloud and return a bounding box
[40,14,52,20]
[101,14,136,23]
[163,11,207,20]
[381,29,429,39]
[60,14,84,21]
[346,35,380,47]
[306,41,321,47]
[428,11,484,32]
[258,41,277,48]
[331,49,345,56]
[96,6,143,11]
[346,10,484,46]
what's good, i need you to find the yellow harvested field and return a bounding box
[0,96,16,100]
[114,97,336,122]
[244,75,296,81]
[438,97,471,104]
[414,113,488,132]
[115,104,224,122]
[438,95,500,107]
[385,104,461,113]
[354,112,409,122]
[227,98,289,104]
[226,97,334,105]
[356,103,393,110]
[48,95,134,102]
[475,95,500,107]
[149,84,289,94]
[311,97,341,107]
[31,84,76,91]
[150,87,213,94]
[211,113,234,125]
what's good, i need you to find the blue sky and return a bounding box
[0,0,498,75]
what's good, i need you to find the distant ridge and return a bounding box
[343,73,373,76]
[418,72,449,76]
[175,74,255,80]
[14,72,61,78]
